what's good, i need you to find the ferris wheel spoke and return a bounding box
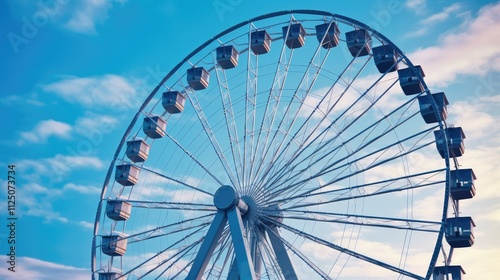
[206,232,234,279]
[157,229,231,279]
[125,215,212,244]
[167,258,196,279]
[264,96,422,202]
[266,114,425,201]
[123,199,216,211]
[255,48,364,193]
[262,59,394,193]
[249,27,335,198]
[153,239,203,279]
[295,168,445,199]
[248,18,296,189]
[277,173,444,213]
[259,231,286,280]
[185,88,239,188]
[164,132,225,186]
[243,24,259,193]
[213,53,245,188]
[268,136,437,205]
[261,221,332,279]
[267,217,425,280]
[301,127,436,188]
[138,164,213,197]
[274,210,440,233]
[120,225,206,279]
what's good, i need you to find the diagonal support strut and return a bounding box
[186,186,256,280]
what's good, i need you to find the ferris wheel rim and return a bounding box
[91,10,453,280]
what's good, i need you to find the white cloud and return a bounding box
[420,3,462,25]
[409,2,500,87]
[77,220,95,230]
[43,74,140,109]
[0,95,22,105]
[17,182,67,223]
[16,113,119,147]
[63,183,102,195]
[0,94,45,107]
[0,256,89,280]
[405,0,427,15]
[407,3,463,37]
[119,251,189,279]
[447,96,500,141]
[0,180,100,224]
[27,98,45,107]
[18,119,72,145]
[74,114,118,135]
[18,154,104,183]
[63,0,126,34]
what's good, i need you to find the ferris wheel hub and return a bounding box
[214,185,248,214]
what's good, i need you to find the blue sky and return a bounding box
[1,0,499,279]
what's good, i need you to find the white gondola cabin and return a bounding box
[250,30,271,55]
[187,67,209,90]
[345,29,371,57]
[372,45,398,73]
[434,127,466,158]
[216,45,239,69]
[315,22,340,49]
[282,23,306,49]
[450,169,477,200]
[398,65,425,95]
[445,217,475,248]
[106,200,132,221]
[417,92,449,124]
[162,91,186,114]
[143,115,166,139]
[433,266,465,280]
[102,233,128,256]
[99,272,123,280]
[115,164,140,186]
[126,139,150,162]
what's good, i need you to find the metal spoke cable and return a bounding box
[154,239,204,279]
[274,213,439,233]
[164,132,225,186]
[275,209,441,227]
[248,23,335,195]
[257,56,377,194]
[213,52,244,188]
[261,54,405,192]
[99,213,213,247]
[262,73,400,197]
[185,88,239,188]
[286,180,444,212]
[281,168,445,200]
[263,216,425,280]
[121,225,206,279]
[137,164,213,197]
[243,23,259,194]
[266,126,437,204]
[248,17,296,188]
[205,228,234,279]
[259,221,332,279]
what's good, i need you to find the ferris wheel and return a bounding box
[91,10,476,280]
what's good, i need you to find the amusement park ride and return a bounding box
[92,10,476,280]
